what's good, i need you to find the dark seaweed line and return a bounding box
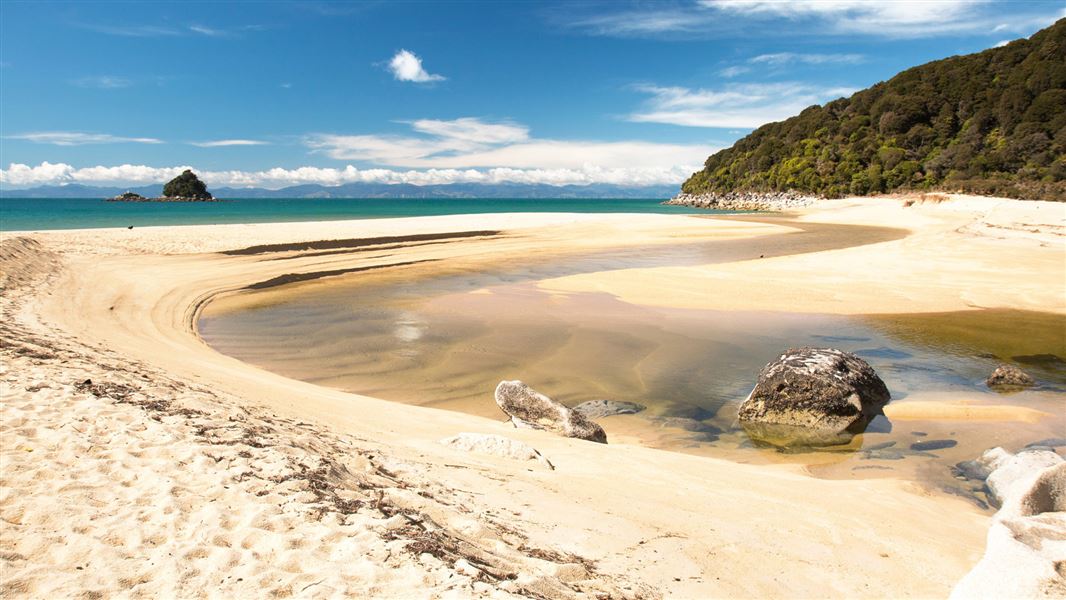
[221,230,501,256]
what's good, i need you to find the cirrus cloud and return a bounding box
[189,139,270,147]
[749,52,865,66]
[628,83,856,128]
[561,0,1063,39]
[70,75,133,89]
[5,132,163,146]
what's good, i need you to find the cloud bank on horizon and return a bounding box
[0,161,700,189]
[1,0,1062,189]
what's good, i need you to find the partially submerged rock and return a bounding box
[910,439,957,452]
[950,449,1066,599]
[572,399,646,419]
[738,347,890,446]
[954,447,1013,481]
[494,381,607,444]
[985,363,1036,392]
[440,433,554,470]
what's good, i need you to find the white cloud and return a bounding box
[750,0,1066,35]
[564,0,1062,39]
[81,22,237,37]
[569,9,704,36]
[0,162,188,187]
[190,139,270,147]
[305,117,708,170]
[408,118,529,145]
[71,75,133,89]
[749,52,864,65]
[718,65,751,78]
[0,162,701,189]
[994,39,1012,47]
[81,23,182,37]
[188,24,225,36]
[5,132,163,146]
[628,83,856,128]
[387,49,445,83]
[2,117,715,188]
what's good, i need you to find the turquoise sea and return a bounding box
[0,197,710,231]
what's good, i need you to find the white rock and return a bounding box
[453,558,481,578]
[978,446,1013,473]
[439,433,554,470]
[950,455,1066,599]
[986,450,1064,507]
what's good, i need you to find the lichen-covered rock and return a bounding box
[494,381,606,443]
[738,347,890,446]
[572,399,646,419]
[985,364,1036,391]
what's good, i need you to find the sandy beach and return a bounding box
[2,195,1064,598]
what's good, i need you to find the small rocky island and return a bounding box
[106,170,218,202]
[107,191,148,202]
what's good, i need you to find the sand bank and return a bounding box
[2,198,1060,597]
[540,195,1066,315]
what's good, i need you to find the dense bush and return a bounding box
[162,170,213,199]
[682,19,1066,201]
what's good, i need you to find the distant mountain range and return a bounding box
[1,182,680,199]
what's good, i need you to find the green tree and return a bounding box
[681,18,1066,201]
[162,170,213,200]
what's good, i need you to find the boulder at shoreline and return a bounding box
[738,347,890,446]
[495,380,607,443]
[663,190,816,211]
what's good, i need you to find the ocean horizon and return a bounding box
[0,196,714,232]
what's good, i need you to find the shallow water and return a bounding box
[0,197,710,231]
[200,253,1066,509]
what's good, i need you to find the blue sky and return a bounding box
[1,0,1062,189]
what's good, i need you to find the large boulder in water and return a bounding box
[738,347,890,446]
[494,381,607,443]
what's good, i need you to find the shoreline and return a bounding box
[3,197,1064,597]
[664,190,818,211]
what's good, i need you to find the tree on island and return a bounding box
[162,170,213,200]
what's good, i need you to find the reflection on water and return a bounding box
[200,264,1066,510]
